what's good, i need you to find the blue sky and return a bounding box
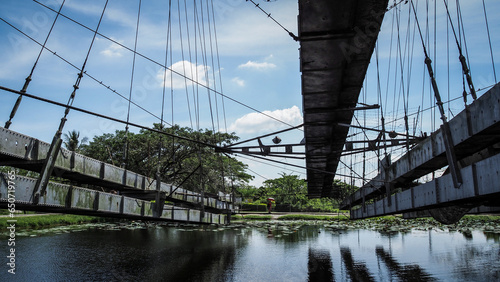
[0,0,499,188]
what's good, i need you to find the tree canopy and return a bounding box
[261,173,308,207]
[63,130,88,152]
[236,173,357,211]
[80,124,253,194]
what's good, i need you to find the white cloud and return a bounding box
[156,60,211,89]
[100,40,125,58]
[238,61,276,70]
[232,77,245,87]
[229,106,303,135]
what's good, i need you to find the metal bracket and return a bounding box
[440,123,463,188]
[381,155,392,206]
[257,138,270,155]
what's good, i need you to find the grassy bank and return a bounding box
[232,214,272,221]
[0,214,108,229]
[277,214,345,221]
[231,214,346,221]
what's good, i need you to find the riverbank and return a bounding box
[0,213,108,229]
[2,212,500,238]
[231,213,500,234]
[6,216,500,281]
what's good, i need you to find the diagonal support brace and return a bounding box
[425,56,462,188]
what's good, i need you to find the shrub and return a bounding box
[231,214,271,221]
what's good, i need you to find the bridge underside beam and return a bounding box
[0,173,226,224]
[349,152,500,220]
[341,83,500,210]
[299,0,389,198]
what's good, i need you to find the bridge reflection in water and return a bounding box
[9,225,500,281]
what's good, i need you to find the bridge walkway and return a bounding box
[340,83,500,222]
[0,127,234,224]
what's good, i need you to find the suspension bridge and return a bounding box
[1,0,499,225]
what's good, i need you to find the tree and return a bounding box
[80,124,253,194]
[63,130,88,152]
[331,179,357,200]
[235,184,259,199]
[261,173,308,208]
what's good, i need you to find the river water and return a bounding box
[4,222,500,281]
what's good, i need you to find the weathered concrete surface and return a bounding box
[0,173,227,224]
[349,152,500,219]
[341,83,500,210]
[299,0,389,198]
[0,126,233,212]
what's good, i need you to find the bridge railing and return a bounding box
[341,83,500,221]
[0,173,227,224]
[0,126,234,216]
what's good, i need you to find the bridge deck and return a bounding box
[341,83,500,219]
[340,83,500,211]
[350,152,500,219]
[0,126,234,222]
[0,173,226,224]
[299,0,389,198]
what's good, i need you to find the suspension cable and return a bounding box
[482,0,497,82]
[31,0,301,131]
[0,16,172,127]
[210,0,228,133]
[123,0,142,169]
[0,85,222,150]
[442,0,477,100]
[246,0,298,41]
[4,0,66,129]
[177,0,193,128]
[32,0,109,199]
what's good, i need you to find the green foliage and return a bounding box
[241,203,268,212]
[240,173,355,212]
[462,215,500,223]
[0,214,106,229]
[260,173,308,208]
[63,130,88,152]
[231,214,272,221]
[80,124,253,194]
[331,179,358,200]
[235,184,260,200]
[0,209,10,215]
[277,214,345,221]
[301,198,339,212]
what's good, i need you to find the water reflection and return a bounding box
[13,226,250,281]
[484,231,500,242]
[447,244,500,281]
[9,225,500,281]
[340,247,375,282]
[308,248,334,282]
[375,246,435,281]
